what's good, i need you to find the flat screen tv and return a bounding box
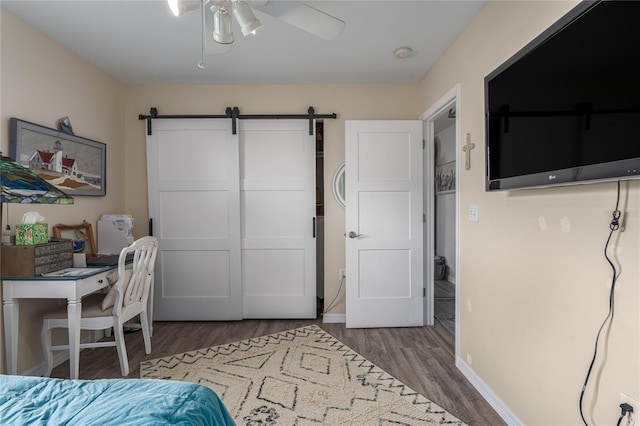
[485,0,640,191]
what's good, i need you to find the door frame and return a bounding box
[419,84,460,356]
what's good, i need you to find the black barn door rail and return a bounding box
[138,106,337,135]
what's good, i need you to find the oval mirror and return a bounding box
[332,163,345,208]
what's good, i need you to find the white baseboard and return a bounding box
[322,313,346,323]
[23,332,105,377]
[23,351,69,377]
[456,357,523,426]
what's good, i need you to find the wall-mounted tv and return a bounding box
[485,0,640,191]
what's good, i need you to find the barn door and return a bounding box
[147,119,242,320]
[146,118,316,320]
[239,120,316,318]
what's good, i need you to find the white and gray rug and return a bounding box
[140,325,466,425]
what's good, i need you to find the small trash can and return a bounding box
[434,256,446,280]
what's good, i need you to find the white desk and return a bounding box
[2,266,115,379]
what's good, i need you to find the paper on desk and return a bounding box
[98,215,134,255]
[99,214,134,237]
[41,267,103,277]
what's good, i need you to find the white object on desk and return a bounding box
[2,267,114,379]
[72,253,87,268]
[97,219,134,255]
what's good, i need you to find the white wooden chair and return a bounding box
[41,236,158,377]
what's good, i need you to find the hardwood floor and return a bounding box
[50,319,505,426]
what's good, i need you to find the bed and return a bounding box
[0,375,235,425]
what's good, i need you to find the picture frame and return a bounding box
[9,118,106,196]
[52,220,97,256]
[435,161,456,194]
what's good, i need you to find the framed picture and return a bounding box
[435,161,456,194]
[9,118,106,196]
[52,220,97,255]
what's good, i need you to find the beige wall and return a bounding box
[122,84,421,317]
[0,10,126,373]
[418,1,639,425]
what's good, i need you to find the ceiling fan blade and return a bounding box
[250,1,345,40]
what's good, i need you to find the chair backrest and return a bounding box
[112,236,158,315]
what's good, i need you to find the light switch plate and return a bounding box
[469,204,479,222]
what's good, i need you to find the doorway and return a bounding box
[422,86,459,355]
[316,121,324,315]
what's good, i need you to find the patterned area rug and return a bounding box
[140,325,465,425]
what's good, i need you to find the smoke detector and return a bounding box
[393,47,413,59]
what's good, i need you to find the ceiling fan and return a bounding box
[167,0,345,67]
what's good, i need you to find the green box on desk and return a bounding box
[15,223,49,245]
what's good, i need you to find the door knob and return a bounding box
[348,231,363,239]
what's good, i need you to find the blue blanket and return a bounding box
[0,375,235,425]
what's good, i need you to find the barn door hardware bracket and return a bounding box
[138,107,233,135]
[139,107,337,136]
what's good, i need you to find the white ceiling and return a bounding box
[1,0,486,85]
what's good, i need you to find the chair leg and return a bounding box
[113,321,130,376]
[91,330,99,348]
[41,321,54,377]
[139,311,152,354]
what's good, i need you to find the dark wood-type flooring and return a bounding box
[50,319,505,425]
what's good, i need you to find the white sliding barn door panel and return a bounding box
[147,119,242,320]
[239,120,316,318]
[345,120,424,328]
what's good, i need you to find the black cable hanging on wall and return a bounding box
[138,106,337,136]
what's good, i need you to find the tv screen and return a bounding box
[485,0,640,191]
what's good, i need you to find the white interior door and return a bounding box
[240,120,316,318]
[345,120,424,328]
[147,119,242,320]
